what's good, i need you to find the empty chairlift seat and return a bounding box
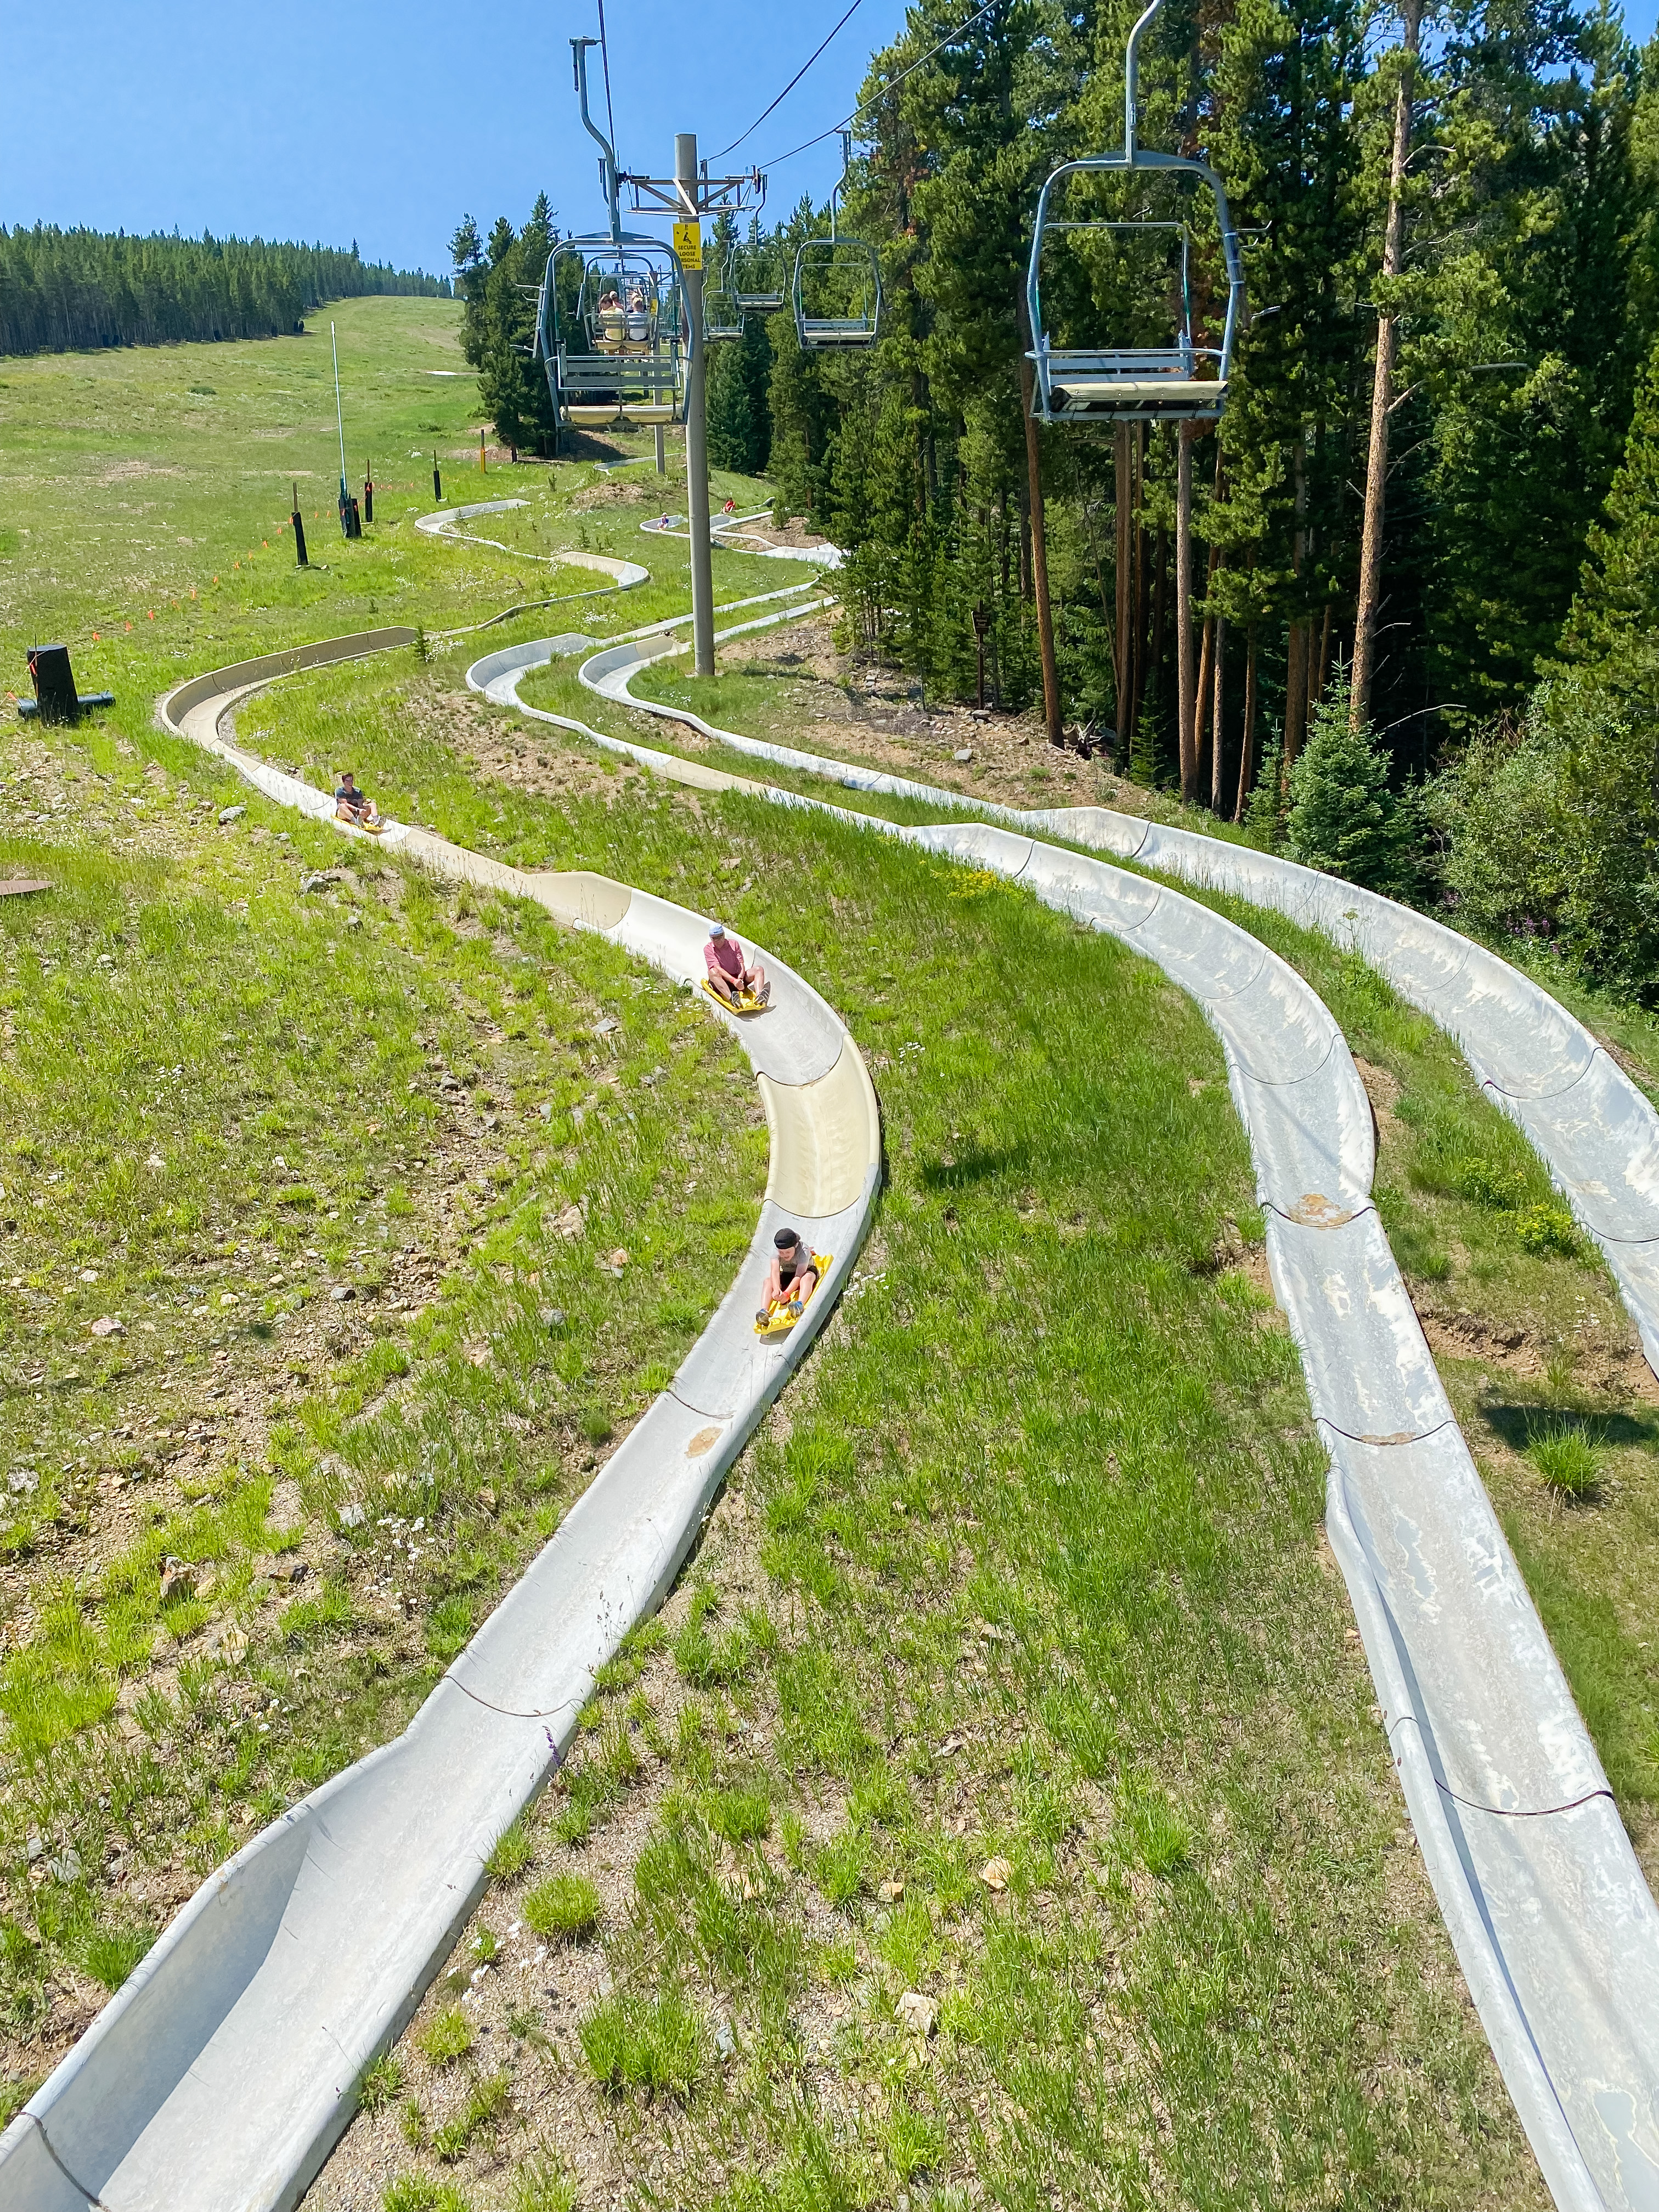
[1024,0,1245,428]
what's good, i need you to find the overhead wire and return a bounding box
[756,0,1002,171]
[710,0,870,160]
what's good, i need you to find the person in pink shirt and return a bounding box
[704,921,769,1007]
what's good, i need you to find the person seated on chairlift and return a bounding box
[704,919,769,1007]
[625,287,650,344]
[597,289,625,351]
[334,771,380,828]
[758,1226,819,1327]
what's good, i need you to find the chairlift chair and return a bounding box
[703,268,746,343]
[792,132,882,350]
[539,242,689,428]
[729,240,787,314]
[536,38,695,435]
[1024,0,1243,424]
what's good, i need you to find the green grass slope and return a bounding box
[0,298,1544,2207]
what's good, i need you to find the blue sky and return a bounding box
[0,0,918,275]
[4,0,1654,275]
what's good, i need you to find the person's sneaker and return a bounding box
[755,1308,770,1327]
[758,981,772,1005]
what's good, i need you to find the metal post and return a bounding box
[331,322,349,536]
[677,131,715,678]
[655,424,667,475]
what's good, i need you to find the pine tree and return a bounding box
[1561,329,1659,669]
[1285,671,1412,888]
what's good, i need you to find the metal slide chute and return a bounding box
[535,40,693,433]
[1025,0,1243,423]
[792,132,882,349]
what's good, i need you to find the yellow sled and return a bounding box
[337,805,386,836]
[703,977,769,1015]
[754,1254,832,1338]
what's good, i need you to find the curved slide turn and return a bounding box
[0,635,879,2212]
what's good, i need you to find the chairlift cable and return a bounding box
[710,0,869,161]
[757,0,1001,170]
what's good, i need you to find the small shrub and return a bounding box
[426,1594,473,1662]
[523,1873,601,1942]
[82,1923,153,1992]
[399,2098,427,2147]
[416,2005,474,2068]
[1530,1419,1602,1497]
[1515,1201,1583,1259]
[357,2051,405,2114]
[511,2156,578,2212]
[887,2103,947,2180]
[0,2074,41,2129]
[433,2070,510,2162]
[384,2178,469,2212]
[579,1989,705,2098]
[703,1784,770,1844]
[1448,1156,1528,1211]
[814,1827,871,1908]
[486,1818,533,1882]
[1124,1785,1190,1876]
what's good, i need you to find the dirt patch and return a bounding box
[569,478,652,512]
[1353,1056,1402,1142]
[1414,1296,1659,1404]
[701,614,1197,818]
[93,460,187,488]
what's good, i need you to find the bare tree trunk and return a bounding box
[1210,614,1227,810]
[1176,425,1197,800]
[1115,424,1132,764]
[1149,523,1168,768]
[1234,628,1258,821]
[1351,0,1421,729]
[1017,337,1064,748]
[1133,441,1151,758]
[1194,614,1215,789]
[1284,620,1308,770]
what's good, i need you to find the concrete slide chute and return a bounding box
[475,623,1659,2212]
[0,639,879,2212]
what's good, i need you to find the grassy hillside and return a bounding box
[0,297,1551,2209]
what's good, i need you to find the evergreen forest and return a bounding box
[460,0,1659,1000]
[0,228,449,358]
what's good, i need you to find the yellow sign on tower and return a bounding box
[673,219,703,272]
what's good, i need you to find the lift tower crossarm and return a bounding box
[620,170,765,218]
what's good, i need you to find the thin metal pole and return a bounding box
[655,424,667,475]
[331,323,347,506]
[678,131,716,678]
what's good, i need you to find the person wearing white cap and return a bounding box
[703,919,769,1007]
